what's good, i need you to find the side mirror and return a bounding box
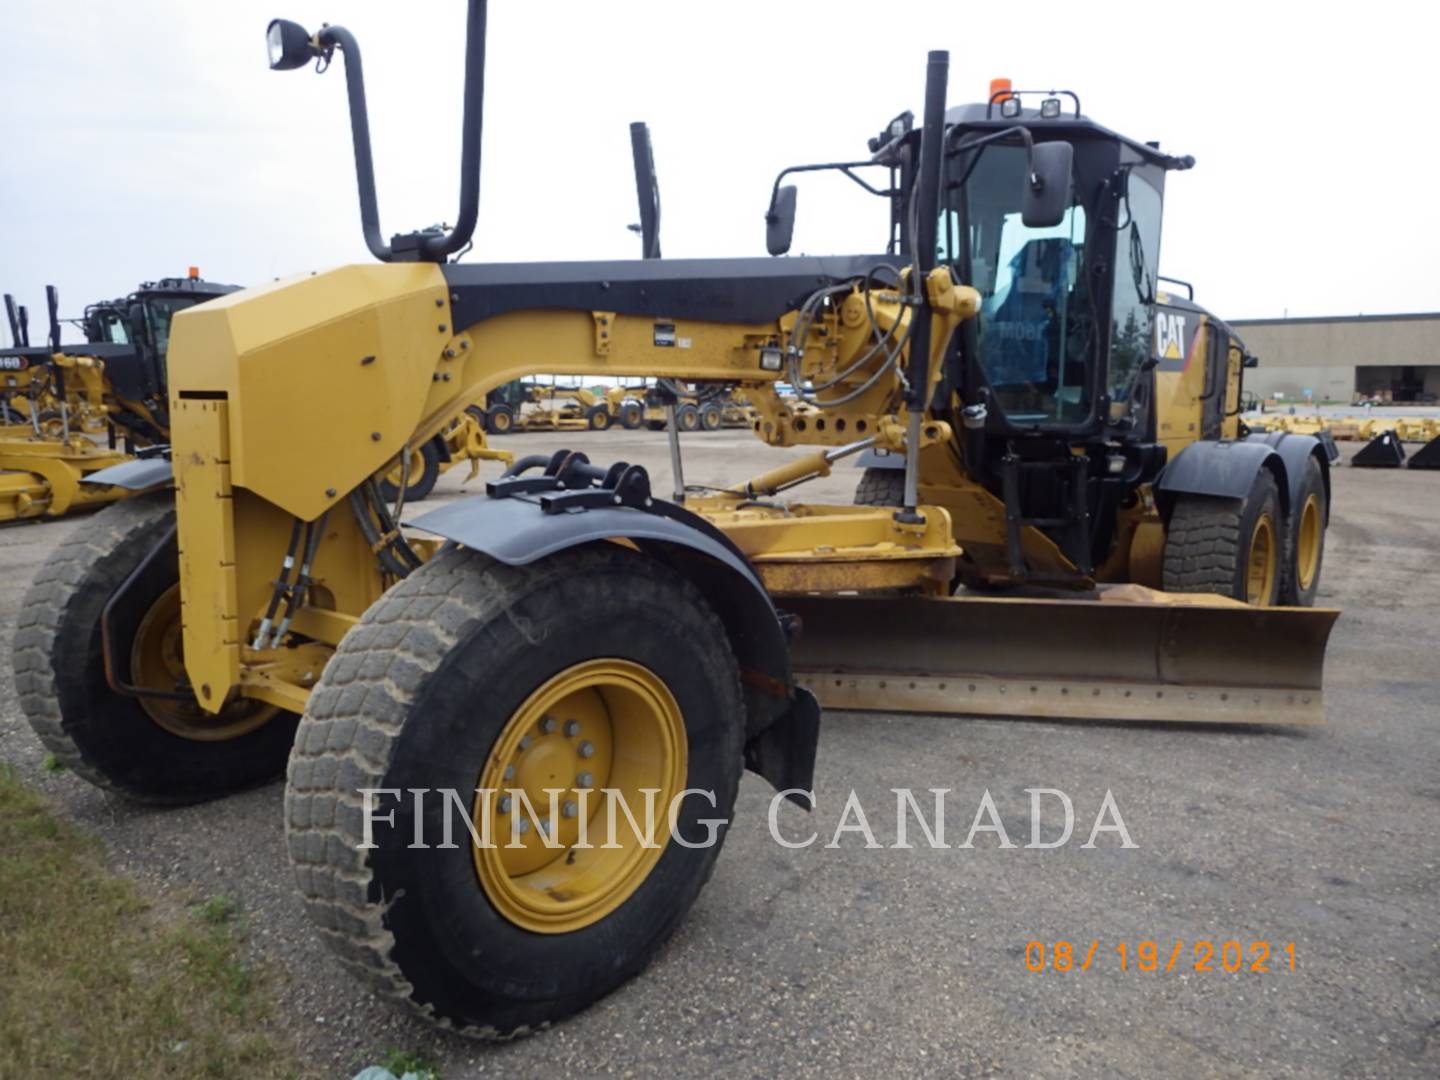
[766,185,797,256]
[128,304,147,343]
[1021,141,1074,228]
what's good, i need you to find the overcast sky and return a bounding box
[2,0,1436,342]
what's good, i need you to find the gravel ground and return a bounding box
[2,429,1437,1078]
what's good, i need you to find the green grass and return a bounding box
[0,763,316,1078]
[41,752,65,773]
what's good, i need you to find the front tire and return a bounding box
[287,544,744,1037]
[12,494,298,803]
[618,402,644,430]
[584,405,611,431]
[486,405,516,435]
[854,467,905,507]
[1163,469,1282,606]
[377,440,442,503]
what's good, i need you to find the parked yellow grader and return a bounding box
[0,277,242,522]
[15,0,1337,1038]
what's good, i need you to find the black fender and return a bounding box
[407,495,818,803]
[1155,439,1289,516]
[80,456,173,491]
[855,447,905,471]
[1244,430,1332,525]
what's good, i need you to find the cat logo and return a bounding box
[1155,311,1187,360]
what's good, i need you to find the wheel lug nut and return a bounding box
[502,765,515,781]
[498,796,513,813]
[578,740,595,759]
[563,719,581,737]
[519,735,532,750]
[577,772,594,789]
[539,715,557,734]
[537,818,551,834]
[515,817,530,834]
[562,801,578,818]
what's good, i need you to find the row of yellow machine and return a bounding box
[9,0,1348,1039]
[1248,410,1440,469]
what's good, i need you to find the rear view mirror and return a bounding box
[766,185,797,256]
[1021,141,1074,228]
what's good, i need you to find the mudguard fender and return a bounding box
[1155,439,1289,514]
[408,495,818,803]
[1245,430,1331,524]
[80,457,173,491]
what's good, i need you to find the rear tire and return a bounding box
[1163,469,1282,606]
[12,494,298,803]
[675,405,700,433]
[854,467,905,507]
[700,404,723,432]
[287,544,744,1037]
[584,405,611,431]
[645,418,667,432]
[1279,454,1327,606]
[618,402,643,430]
[486,405,516,435]
[377,440,442,503]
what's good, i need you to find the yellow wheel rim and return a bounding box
[1246,512,1278,605]
[131,585,278,740]
[383,447,426,492]
[493,411,512,432]
[472,659,686,934]
[1295,493,1321,592]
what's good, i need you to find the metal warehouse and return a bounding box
[1231,311,1440,404]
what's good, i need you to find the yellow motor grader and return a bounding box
[16,0,1336,1038]
[0,279,223,522]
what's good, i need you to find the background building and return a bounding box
[1229,312,1440,404]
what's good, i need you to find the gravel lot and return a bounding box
[2,428,1437,1078]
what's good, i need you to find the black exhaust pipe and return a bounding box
[45,285,61,350]
[3,294,19,348]
[629,121,661,259]
[897,49,949,523]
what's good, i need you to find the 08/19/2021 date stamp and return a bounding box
[1025,940,1297,974]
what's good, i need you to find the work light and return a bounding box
[267,19,317,71]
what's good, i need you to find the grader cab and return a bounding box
[17,0,1336,1038]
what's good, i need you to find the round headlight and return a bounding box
[266,19,315,71]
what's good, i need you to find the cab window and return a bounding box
[943,140,1093,426]
[1109,170,1163,406]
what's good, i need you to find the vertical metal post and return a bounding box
[897,49,950,525]
[666,404,685,503]
[629,121,661,259]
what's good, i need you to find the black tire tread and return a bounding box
[853,468,905,507]
[1161,495,1245,594]
[13,494,175,796]
[285,544,739,1040]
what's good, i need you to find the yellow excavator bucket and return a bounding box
[786,585,1338,725]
